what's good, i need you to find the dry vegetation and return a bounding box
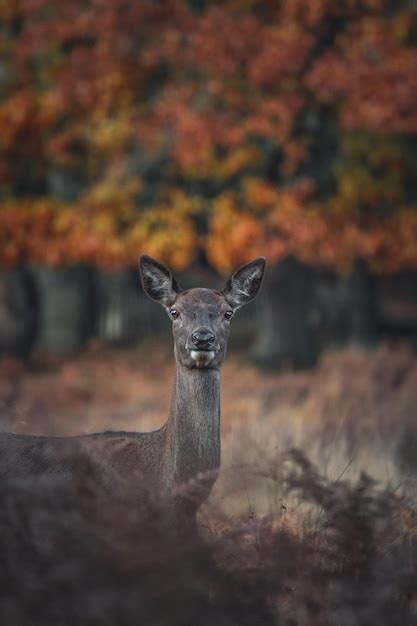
[0,341,416,625]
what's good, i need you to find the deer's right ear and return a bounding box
[139,255,181,307]
[223,257,265,310]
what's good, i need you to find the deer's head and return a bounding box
[139,255,265,370]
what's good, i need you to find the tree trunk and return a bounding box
[96,268,167,344]
[31,265,95,353]
[0,268,37,357]
[344,259,378,345]
[251,257,320,370]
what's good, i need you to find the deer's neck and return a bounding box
[165,364,221,490]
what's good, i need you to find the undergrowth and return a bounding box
[0,450,415,626]
[1,344,417,624]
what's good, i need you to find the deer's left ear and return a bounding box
[223,257,265,309]
[139,255,181,307]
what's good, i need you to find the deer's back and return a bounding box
[0,429,166,490]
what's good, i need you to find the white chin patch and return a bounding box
[190,350,215,367]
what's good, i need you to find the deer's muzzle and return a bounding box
[191,328,216,351]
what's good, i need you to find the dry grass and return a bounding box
[0,341,416,625]
[2,340,416,506]
[0,449,415,626]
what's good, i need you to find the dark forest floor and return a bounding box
[0,341,416,625]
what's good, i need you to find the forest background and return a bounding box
[0,0,417,366]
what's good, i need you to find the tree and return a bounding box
[0,0,203,269]
[1,1,416,363]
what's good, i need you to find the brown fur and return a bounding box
[0,256,265,522]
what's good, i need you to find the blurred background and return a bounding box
[0,0,417,504]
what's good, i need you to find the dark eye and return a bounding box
[224,310,233,320]
[170,309,180,319]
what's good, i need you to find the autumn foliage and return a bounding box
[1,0,416,272]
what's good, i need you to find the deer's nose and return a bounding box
[191,328,215,350]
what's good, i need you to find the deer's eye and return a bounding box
[170,309,180,319]
[224,310,233,320]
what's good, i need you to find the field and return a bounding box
[0,341,416,625]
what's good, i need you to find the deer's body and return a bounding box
[0,257,264,521]
[0,430,166,486]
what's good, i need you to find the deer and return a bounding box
[0,255,265,523]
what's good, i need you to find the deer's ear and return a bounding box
[139,255,181,306]
[223,257,265,309]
